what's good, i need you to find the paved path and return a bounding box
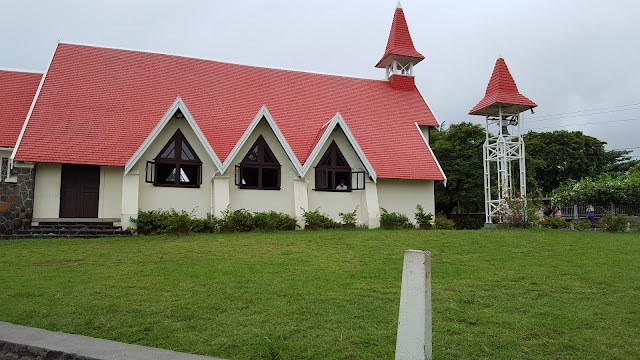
[0,321,226,360]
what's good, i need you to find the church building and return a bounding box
[0,3,445,233]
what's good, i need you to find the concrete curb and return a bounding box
[0,321,225,360]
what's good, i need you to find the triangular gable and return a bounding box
[220,105,303,176]
[415,122,447,186]
[301,112,377,181]
[124,97,222,174]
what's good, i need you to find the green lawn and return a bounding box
[1,229,639,359]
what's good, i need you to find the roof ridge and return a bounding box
[0,67,43,75]
[58,41,385,82]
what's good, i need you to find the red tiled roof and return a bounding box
[375,5,425,68]
[14,43,444,180]
[0,70,42,148]
[469,58,537,116]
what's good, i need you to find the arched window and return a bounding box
[145,129,202,187]
[235,135,281,190]
[315,141,353,191]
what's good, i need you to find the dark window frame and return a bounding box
[314,141,365,191]
[145,129,202,188]
[235,135,281,190]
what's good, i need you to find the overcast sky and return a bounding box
[1,0,638,159]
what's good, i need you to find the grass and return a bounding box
[0,229,639,359]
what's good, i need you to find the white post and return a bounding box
[364,180,380,228]
[213,176,230,217]
[395,250,432,360]
[120,169,139,230]
[293,178,309,229]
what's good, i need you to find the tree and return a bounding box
[551,171,640,205]
[523,130,637,195]
[431,122,485,215]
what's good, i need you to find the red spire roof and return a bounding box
[0,70,42,148]
[469,57,537,116]
[375,3,425,68]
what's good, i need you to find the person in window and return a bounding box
[336,179,348,191]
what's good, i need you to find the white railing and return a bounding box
[558,203,640,219]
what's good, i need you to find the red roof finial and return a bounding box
[375,3,425,68]
[468,57,537,116]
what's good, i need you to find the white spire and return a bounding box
[397,1,402,9]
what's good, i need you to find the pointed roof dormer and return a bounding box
[469,57,537,116]
[375,2,425,77]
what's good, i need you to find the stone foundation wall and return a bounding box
[0,322,223,360]
[0,341,98,360]
[0,168,35,235]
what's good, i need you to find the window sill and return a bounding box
[153,183,201,188]
[238,186,281,190]
[313,189,354,192]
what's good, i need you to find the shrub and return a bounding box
[133,209,171,235]
[253,211,298,231]
[453,217,484,230]
[191,213,219,233]
[413,204,433,225]
[338,206,358,225]
[380,208,413,229]
[540,216,569,229]
[302,208,340,229]
[495,195,541,228]
[271,212,298,231]
[574,219,593,231]
[133,209,217,234]
[163,209,195,234]
[599,214,629,232]
[221,208,255,232]
[434,214,455,230]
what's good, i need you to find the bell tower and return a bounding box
[469,58,537,225]
[375,2,424,85]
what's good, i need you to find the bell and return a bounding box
[501,125,510,135]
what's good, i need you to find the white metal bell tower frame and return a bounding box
[482,106,527,224]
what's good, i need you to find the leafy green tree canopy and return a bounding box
[552,170,640,205]
[431,122,485,215]
[523,130,637,195]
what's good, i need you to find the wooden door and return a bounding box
[59,164,100,218]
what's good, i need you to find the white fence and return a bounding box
[558,203,640,219]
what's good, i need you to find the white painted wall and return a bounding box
[121,164,139,230]
[33,163,62,218]
[33,163,125,219]
[98,166,123,218]
[137,117,215,218]
[307,128,368,224]
[377,179,435,224]
[224,120,296,215]
[418,125,430,144]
